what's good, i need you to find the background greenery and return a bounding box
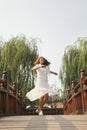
[0,34,39,106]
[59,37,87,98]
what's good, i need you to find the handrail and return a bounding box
[0,71,26,116]
[63,69,87,114]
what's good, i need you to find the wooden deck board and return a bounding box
[0,115,87,130]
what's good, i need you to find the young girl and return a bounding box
[26,56,58,115]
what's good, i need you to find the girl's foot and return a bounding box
[39,110,43,116]
[36,109,39,113]
[36,107,41,113]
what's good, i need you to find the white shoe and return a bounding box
[39,111,43,116]
[36,109,39,113]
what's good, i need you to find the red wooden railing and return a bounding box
[63,69,87,114]
[0,71,26,116]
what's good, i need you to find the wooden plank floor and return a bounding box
[0,115,87,130]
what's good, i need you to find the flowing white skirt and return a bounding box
[26,81,57,101]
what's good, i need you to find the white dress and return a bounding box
[26,64,56,101]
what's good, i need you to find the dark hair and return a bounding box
[34,56,51,66]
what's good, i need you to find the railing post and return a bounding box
[71,80,76,114]
[71,80,76,89]
[2,71,8,88]
[12,82,17,95]
[2,71,8,114]
[80,69,87,113]
[12,82,17,114]
[66,89,70,114]
[80,69,85,113]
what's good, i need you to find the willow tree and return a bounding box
[59,37,87,97]
[0,35,39,97]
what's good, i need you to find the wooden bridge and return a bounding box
[0,70,87,129]
[0,115,87,130]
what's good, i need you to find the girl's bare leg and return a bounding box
[38,96,44,112]
[42,93,48,106]
[37,93,48,115]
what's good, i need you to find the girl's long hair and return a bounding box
[34,56,51,66]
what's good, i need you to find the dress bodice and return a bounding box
[37,65,50,82]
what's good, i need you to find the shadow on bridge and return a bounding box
[25,115,79,130]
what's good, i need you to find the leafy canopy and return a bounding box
[59,37,87,96]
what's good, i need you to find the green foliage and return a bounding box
[0,35,39,98]
[59,37,87,97]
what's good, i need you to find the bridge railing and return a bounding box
[63,69,87,114]
[0,71,26,116]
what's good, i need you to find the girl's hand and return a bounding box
[32,64,46,71]
[54,72,58,75]
[41,65,46,68]
[50,71,58,75]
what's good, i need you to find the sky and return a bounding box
[0,0,87,87]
